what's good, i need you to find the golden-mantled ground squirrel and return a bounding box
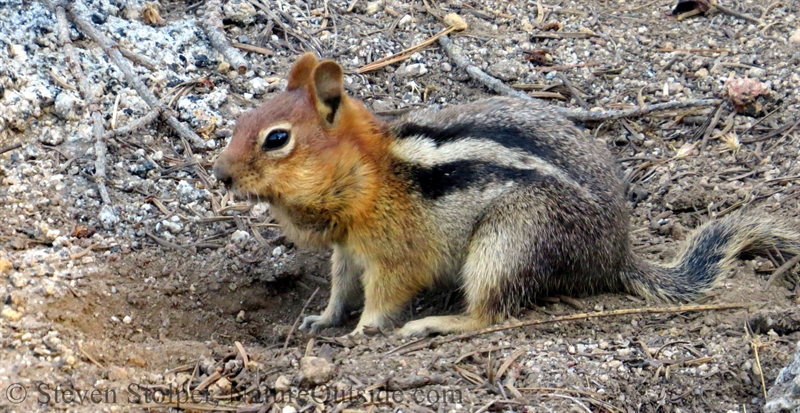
[213,53,800,337]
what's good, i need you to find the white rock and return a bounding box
[231,230,250,243]
[396,63,428,78]
[54,92,79,120]
[790,28,800,44]
[99,205,119,230]
[249,77,270,96]
[38,128,64,146]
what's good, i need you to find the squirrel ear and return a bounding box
[312,60,345,125]
[287,52,319,91]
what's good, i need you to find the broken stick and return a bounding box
[53,3,111,205]
[201,0,250,74]
[389,302,752,355]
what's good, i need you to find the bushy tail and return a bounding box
[621,213,800,302]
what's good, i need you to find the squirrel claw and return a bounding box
[299,315,329,334]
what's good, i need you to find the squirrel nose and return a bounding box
[213,158,233,187]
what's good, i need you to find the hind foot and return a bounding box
[398,315,491,337]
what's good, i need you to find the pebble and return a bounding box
[748,67,766,79]
[298,356,334,386]
[231,230,250,244]
[790,28,800,44]
[486,59,520,81]
[395,63,427,78]
[107,366,129,381]
[53,92,79,120]
[214,376,232,392]
[694,68,709,79]
[0,258,12,274]
[99,205,120,230]
[2,308,22,322]
[365,1,381,14]
[249,77,270,96]
[275,374,292,392]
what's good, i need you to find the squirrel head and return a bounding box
[213,53,386,221]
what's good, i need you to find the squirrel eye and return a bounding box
[262,129,290,151]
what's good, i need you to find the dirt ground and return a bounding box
[2,0,800,412]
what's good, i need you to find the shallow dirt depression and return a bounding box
[2,0,800,412]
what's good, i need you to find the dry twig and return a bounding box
[391,303,751,354]
[282,287,320,352]
[0,143,23,156]
[763,253,800,290]
[51,2,112,205]
[201,0,250,74]
[359,14,467,73]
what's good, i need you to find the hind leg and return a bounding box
[398,202,535,337]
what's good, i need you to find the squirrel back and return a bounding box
[214,53,800,337]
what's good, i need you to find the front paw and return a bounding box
[299,314,334,334]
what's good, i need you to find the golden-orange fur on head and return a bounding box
[212,52,390,243]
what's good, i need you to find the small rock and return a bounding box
[272,246,283,257]
[218,61,231,74]
[398,14,413,27]
[9,44,27,62]
[231,230,250,244]
[107,366,129,381]
[694,68,709,79]
[128,356,146,366]
[748,67,766,79]
[38,128,64,146]
[236,310,246,323]
[2,308,22,322]
[298,356,334,386]
[214,376,232,392]
[222,0,257,25]
[441,62,452,72]
[365,1,381,14]
[176,180,207,204]
[395,63,428,78]
[275,375,292,392]
[765,342,800,412]
[99,205,119,230]
[123,315,132,324]
[790,28,800,44]
[282,406,297,413]
[249,77,270,96]
[486,59,520,81]
[54,92,79,120]
[0,258,12,274]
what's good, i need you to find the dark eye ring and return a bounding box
[262,129,290,151]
